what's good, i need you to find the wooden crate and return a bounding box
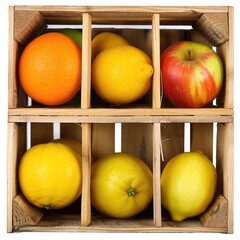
[7,6,234,233]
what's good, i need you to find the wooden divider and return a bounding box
[217,122,234,233]
[7,123,27,232]
[81,13,92,227]
[151,13,161,227]
[81,13,92,109]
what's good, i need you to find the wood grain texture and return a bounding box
[193,13,229,46]
[7,123,27,232]
[190,123,213,160]
[16,214,227,233]
[152,14,161,108]
[152,123,161,226]
[200,194,228,228]
[13,194,44,229]
[81,13,92,109]
[217,122,234,233]
[81,123,92,226]
[14,9,46,45]
[8,107,233,117]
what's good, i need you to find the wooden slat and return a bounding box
[12,6,229,25]
[7,123,18,232]
[60,123,82,141]
[161,123,184,170]
[190,123,213,160]
[30,123,53,146]
[217,122,234,233]
[152,123,161,226]
[81,123,92,226]
[160,29,185,54]
[186,29,212,48]
[122,123,153,168]
[152,14,161,108]
[91,124,115,161]
[81,13,92,109]
[8,107,234,117]
[14,5,229,14]
[17,214,227,233]
[8,7,17,108]
[8,114,233,124]
[7,123,26,232]
[216,7,234,109]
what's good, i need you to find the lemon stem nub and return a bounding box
[44,205,52,210]
[127,187,137,196]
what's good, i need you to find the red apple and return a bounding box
[161,41,224,108]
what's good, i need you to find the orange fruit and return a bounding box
[18,32,82,106]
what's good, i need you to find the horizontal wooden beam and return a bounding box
[8,107,233,116]
[14,6,229,13]
[13,6,229,25]
[8,108,233,123]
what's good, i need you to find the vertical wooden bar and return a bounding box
[161,123,184,169]
[7,123,26,232]
[152,14,161,108]
[60,123,82,141]
[227,7,234,109]
[81,123,92,226]
[31,123,53,146]
[190,123,213,161]
[8,7,18,108]
[152,14,161,227]
[216,7,234,109]
[81,13,92,226]
[7,123,17,232]
[122,123,152,167]
[81,13,92,109]
[152,123,161,227]
[217,122,234,233]
[92,124,115,161]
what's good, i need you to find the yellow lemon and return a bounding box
[91,153,153,218]
[92,45,153,105]
[161,151,217,221]
[53,138,82,155]
[92,32,129,59]
[18,142,82,209]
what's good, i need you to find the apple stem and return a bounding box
[187,48,191,61]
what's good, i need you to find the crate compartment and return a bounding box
[9,9,83,108]
[91,26,154,108]
[89,123,157,230]
[160,27,229,108]
[161,122,233,232]
[7,122,83,231]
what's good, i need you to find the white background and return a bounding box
[0,0,239,240]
